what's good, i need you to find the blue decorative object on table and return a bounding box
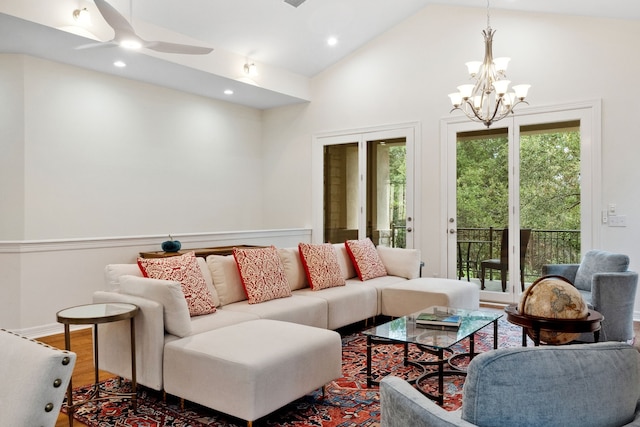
[161,236,181,252]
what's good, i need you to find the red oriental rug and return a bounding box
[64,317,530,426]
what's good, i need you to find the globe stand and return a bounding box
[505,304,603,346]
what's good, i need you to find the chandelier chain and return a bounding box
[486,0,491,29]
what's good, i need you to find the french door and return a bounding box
[443,102,600,304]
[312,124,418,248]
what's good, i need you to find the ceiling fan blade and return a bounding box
[93,0,138,38]
[146,41,213,55]
[92,0,212,55]
[75,40,117,50]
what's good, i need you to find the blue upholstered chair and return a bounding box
[543,249,638,342]
[380,342,640,427]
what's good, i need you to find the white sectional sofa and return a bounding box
[93,241,479,424]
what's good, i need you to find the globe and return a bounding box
[518,275,588,344]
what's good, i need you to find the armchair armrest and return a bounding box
[93,291,166,390]
[380,376,474,427]
[591,271,639,342]
[542,263,580,283]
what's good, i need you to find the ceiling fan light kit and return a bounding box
[72,8,91,25]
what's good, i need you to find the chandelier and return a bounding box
[448,1,530,128]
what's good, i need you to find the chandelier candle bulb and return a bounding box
[493,57,510,72]
[513,84,531,100]
[448,92,462,107]
[493,79,510,95]
[465,61,482,76]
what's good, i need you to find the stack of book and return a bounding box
[415,309,461,331]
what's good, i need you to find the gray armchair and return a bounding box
[543,249,638,342]
[0,328,76,427]
[381,342,640,427]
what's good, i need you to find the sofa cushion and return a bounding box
[278,247,308,290]
[233,246,292,304]
[299,243,346,290]
[574,250,630,291]
[119,275,192,337]
[206,255,247,306]
[137,251,217,316]
[345,238,388,281]
[377,246,422,280]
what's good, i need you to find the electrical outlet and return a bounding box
[608,215,627,227]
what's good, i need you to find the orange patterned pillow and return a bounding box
[345,238,388,281]
[137,251,217,316]
[233,246,292,304]
[298,243,346,290]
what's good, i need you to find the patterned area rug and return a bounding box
[64,317,531,426]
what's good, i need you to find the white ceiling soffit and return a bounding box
[0,13,309,110]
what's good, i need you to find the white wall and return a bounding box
[262,6,640,306]
[17,56,267,239]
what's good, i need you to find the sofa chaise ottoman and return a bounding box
[380,277,480,317]
[163,319,342,426]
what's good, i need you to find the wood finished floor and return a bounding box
[38,320,640,427]
[38,328,112,427]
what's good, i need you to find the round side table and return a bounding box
[57,303,139,426]
[504,304,603,346]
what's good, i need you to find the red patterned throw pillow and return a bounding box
[137,251,217,316]
[298,243,346,290]
[345,238,388,281]
[233,246,292,304]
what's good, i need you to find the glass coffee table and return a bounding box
[362,306,502,405]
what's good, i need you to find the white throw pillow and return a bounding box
[197,257,220,307]
[119,275,192,337]
[206,255,247,306]
[376,246,422,279]
[104,264,142,291]
[333,243,357,280]
[278,247,308,290]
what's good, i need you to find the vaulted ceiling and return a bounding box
[2,0,639,109]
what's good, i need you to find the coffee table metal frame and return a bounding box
[363,306,501,405]
[504,304,604,346]
[57,302,139,426]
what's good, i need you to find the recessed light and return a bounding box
[224,89,234,95]
[120,39,142,50]
[113,60,126,68]
[327,37,338,46]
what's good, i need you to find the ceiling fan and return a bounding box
[89,0,213,55]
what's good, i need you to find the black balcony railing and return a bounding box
[457,227,580,282]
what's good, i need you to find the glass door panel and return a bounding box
[455,128,509,295]
[323,142,359,244]
[367,138,407,248]
[519,121,582,284]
